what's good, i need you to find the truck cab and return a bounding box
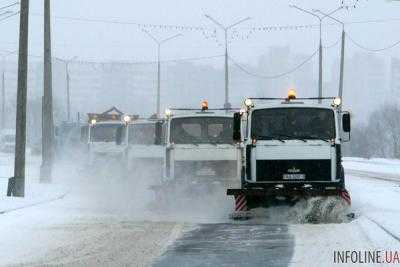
[162,103,241,188]
[124,119,165,179]
[81,107,136,165]
[228,90,351,216]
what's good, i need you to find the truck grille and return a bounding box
[174,160,237,179]
[256,160,331,182]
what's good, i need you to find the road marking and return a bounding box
[365,216,400,243]
[0,192,69,215]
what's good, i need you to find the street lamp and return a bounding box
[205,15,251,109]
[289,5,343,102]
[55,56,78,122]
[142,30,182,118]
[313,8,346,102]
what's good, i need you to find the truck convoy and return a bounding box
[81,107,137,167]
[227,89,351,219]
[123,117,165,179]
[151,101,241,202]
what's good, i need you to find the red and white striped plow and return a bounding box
[230,194,252,220]
[235,194,248,212]
[339,189,351,205]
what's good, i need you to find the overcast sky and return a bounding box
[0,0,400,64]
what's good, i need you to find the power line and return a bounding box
[30,12,400,34]
[30,13,208,31]
[347,34,400,52]
[0,11,18,22]
[323,37,341,49]
[0,2,19,11]
[228,49,318,80]
[131,54,224,64]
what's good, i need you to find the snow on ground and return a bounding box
[0,152,69,213]
[0,152,399,266]
[289,158,400,267]
[0,211,182,267]
[0,152,184,267]
[344,157,400,179]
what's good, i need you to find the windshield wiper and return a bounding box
[254,135,285,143]
[274,134,307,142]
[296,135,331,143]
[275,134,332,143]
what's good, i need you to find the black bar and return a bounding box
[227,187,343,197]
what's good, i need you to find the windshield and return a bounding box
[251,108,335,140]
[170,116,233,144]
[90,123,121,142]
[129,123,157,145]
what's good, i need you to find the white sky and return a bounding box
[0,0,400,64]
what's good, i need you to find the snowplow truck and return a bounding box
[228,90,351,219]
[81,107,138,166]
[151,101,242,200]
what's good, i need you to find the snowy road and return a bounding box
[0,156,399,266]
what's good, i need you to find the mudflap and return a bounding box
[227,187,352,221]
[229,193,252,220]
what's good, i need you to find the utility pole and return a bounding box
[13,0,29,197]
[63,56,77,122]
[205,15,251,109]
[40,0,54,183]
[290,5,342,102]
[313,8,346,102]
[55,56,77,122]
[142,30,181,118]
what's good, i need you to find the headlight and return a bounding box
[333,97,341,106]
[123,115,131,123]
[165,108,172,117]
[244,98,253,108]
[90,119,97,125]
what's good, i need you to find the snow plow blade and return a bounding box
[227,187,350,200]
[227,187,351,220]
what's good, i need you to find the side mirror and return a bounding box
[80,126,88,142]
[233,112,241,142]
[342,112,351,132]
[154,121,163,145]
[341,112,351,142]
[116,126,123,145]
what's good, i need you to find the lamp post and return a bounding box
[290,5,342,102]
[40,0,54,183]
[204,15,251,109]
[142,30,181,118]
[313,8,346,102]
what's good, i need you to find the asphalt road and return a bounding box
[153,223,294,267]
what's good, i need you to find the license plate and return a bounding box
[283,173,305,180]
